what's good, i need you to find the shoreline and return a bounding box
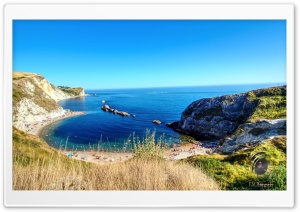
[57,94,89,103]
[27,110,85,137]
[60,142,212,165]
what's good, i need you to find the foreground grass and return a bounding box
[13,128,219,190]
[185,136,286,190]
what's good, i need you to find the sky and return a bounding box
[13,20,286,89]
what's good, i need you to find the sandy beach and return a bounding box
[61,150,134,165]
[59,142,212,165]
[25,110,85,136]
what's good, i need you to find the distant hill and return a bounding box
[57,86,85,96]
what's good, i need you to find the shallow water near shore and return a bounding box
[40,84,278,151]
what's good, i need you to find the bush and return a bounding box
[132,130,167,160]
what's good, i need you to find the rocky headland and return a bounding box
[13,72,86,133]
[167,86,286,153]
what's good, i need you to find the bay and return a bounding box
[40,83,279,151]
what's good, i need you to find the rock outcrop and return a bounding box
[167,86,286,152]
[219,119,286,153]
[177,93,258,139]
[172,86,286,140]
[13,72,85,131]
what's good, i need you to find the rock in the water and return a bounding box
[101,105,110,111]
[121,112,130,116]
[166,121,179,128]
[153,120,162,124]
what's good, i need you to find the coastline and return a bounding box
[59,142,211,165]
[57,94,89,103]
[29,110,85,137]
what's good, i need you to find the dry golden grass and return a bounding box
[13,72,39,79]
[13,155,219,190]
[13,128,219,190]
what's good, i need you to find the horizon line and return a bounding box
[84,82,286,91]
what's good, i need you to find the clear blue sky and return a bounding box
[13,20,286,89]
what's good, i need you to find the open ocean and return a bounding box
[40,83,280,151]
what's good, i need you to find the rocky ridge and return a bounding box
[168,86,286,153]
[13,72,86,131]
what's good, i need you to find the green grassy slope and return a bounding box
[185,136,286,190]
[247,86,286,122]
[57,86,84,96]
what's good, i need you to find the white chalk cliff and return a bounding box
[13,72,86,131]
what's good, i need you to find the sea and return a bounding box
[40,83,280,151]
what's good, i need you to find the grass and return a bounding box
[57,86,84,96]
[13,72,38,79]
[132,130,168,160]
[247,86,286,122]
[185,136,286,190]
[13,128,219,190]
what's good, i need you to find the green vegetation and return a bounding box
[13,72,38,80]
[12,87,31,107]
[13,127,92,169]
[185,136,286,190]
[247,86,286,122]
[132,130,167,160]
[58,86,83,96]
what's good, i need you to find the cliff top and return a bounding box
[13,72,41,80]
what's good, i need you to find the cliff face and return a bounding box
[177,86,286,140]
[12,72,85,131]
[178,93,258,140]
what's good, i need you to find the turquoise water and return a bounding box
[40,84,279,151]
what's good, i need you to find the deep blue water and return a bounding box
[40,84,279,151]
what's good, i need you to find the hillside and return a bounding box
[185,136,286,190]
[12,72,86,131]
[13,127,219,190]
[57,86,85,96]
